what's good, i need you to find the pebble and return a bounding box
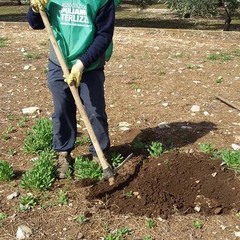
[16,225,32,239]
[22,107,41,115]
[191,105,200,112]
[7,192,19,200]
[232,144,240,150]
[235,231,240,237]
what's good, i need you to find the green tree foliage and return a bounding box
[130,0,239,30]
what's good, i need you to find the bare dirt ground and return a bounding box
[1,16,240,240]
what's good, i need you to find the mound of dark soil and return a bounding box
[87,152,240,219]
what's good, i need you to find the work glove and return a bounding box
[30,0,48,12]
[64,60,84,88]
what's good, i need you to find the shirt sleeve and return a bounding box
[27,7,45,30]
[79,0,115,68]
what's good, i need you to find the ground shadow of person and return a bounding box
[108,121,217,159]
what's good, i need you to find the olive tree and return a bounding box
[131,0,239,30]
[163,0,239,30]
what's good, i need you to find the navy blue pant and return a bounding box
[47,61,110,156]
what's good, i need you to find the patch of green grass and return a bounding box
[143,236,154,240]
[199,143,215,154]
[75,135,91,146]
[207,52,233,61]
[215,76,223,84]
[0,37,8,48]
[104,227,132,240]
[74,156,102,180]
[0,160,14,181]
[6,125,16,134]
[23,118,53,153]
[8,148,17,156]
[186,63,194,69]
[0,212,7,221]
[57,189,68,205]
[17,116,29,128]
[76,214,88,224]
[147,141,164,157]
[20,151,56,191]
[19,193,39,212]
[1,133,10,141]
[130,83,139,90]
[110,152,124,168]
[220,149,240,172]
[124,190,133,197]
[25,51,41,60]
[192,219,203,229]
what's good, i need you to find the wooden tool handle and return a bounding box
[39,10,111,171]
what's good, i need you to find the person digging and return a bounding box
[27,0,116,179]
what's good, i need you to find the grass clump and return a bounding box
[220,149,240,172]
[199,143,216,154]
[104,227,132,240]
[20,151,56,191]
[0,160,14,181]
[74,156,102,180]
[75,135,91,146]
[0,37,8,48]
[0,212,7,221]
[192,219,203,229]
[207,52,233,61]
[19,193,39,211]
[110,152,124,168]
[147,141,164,157]
[23,118,53,153]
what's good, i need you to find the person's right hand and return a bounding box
[30,0,48,12]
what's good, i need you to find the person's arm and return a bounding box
[79,0,115,68]
[27,7,45,30]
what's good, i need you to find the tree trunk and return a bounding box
[224,7,231,31]
[18,0,21,5]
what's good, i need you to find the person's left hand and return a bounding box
[30,0,48,12]
[64,60,84,87]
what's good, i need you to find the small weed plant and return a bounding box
[143,236,154,240]
[23,118,53,153]
[0,212,7,221]
[17,116,29,128]
[75,135,91,146]
[124,190,133,197]
[25,51,41,60]
[199,143,215,154]
[207,52,233,61]
[0,160,14,181]
[0,37,7,48]
[76,214,88,224]
[220,149,240,172]
[19,193,39,211]
[147,142,164,157]
[192,219,203,229]
[110,152,124,168]
[57,189,68,205]
[104,227,132,240]
[20,151,56,191]
[74,156,102,180]
[145,218,156,229]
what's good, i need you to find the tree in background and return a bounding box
[130,0,240,30]
[164,0,240,30]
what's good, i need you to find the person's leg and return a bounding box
[79,69,110,156]
[47,61,77,153]
[47,61,76,178]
